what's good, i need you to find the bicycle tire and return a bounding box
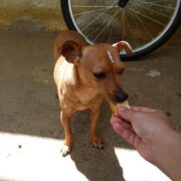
[61,0,181,60]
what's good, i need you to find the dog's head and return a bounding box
[59,40,132,104]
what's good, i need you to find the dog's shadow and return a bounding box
[69,102,133,181]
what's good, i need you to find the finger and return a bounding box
[121,120,133,131]
[131,106,158,113]
[112,122,125,135]
[132,135,141,148]
[113,122,141,147]
[116,108,136,123]
[110,116,120,125]
[122,129,141,147]
[110,116,133,130]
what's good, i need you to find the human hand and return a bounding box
[110,106,172,163]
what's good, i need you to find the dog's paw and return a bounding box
[92,138,104,149]
[61,145,71,157]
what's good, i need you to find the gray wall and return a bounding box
[0,0,67,31]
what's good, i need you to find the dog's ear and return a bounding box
[58,40,82,64]
[113,41,133,56]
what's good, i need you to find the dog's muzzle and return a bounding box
[115,90,129,103]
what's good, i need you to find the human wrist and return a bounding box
[151,128,175,163]
[151,129,181,180]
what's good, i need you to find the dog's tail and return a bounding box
[53,31,87,61]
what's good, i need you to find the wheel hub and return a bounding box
[118,0,129,8]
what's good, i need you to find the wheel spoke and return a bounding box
[72,6,118,8]
[123,13,140,47]
[93,9,120,42]
[80,1,118,32]
[135,0,175,9]
[132,11,154,40]
[153,0,171,3]
[127,9,153,47]
[74,8,107,16]
[134,3,171,18]
[108,25,113,44]
[128,7,166,26]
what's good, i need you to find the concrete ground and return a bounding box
[0,27,180,181]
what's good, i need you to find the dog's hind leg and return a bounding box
[60,110,72,157]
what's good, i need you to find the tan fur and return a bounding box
[53,31,132,156]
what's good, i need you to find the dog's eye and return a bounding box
[93,72,106,80]
[117,68,125,75]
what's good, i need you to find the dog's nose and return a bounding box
[115,91,129,103]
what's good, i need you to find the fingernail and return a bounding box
[118,106,127,111]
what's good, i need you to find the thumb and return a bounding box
[117,107,135,123]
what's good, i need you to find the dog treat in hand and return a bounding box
[110,100,130,115]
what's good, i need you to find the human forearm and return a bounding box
[153,130,181,181]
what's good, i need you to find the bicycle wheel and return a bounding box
[61,0,181,60]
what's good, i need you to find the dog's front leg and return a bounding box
[60,110,72,157]
[90,107,104,149]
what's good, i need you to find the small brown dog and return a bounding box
[53,31,132,156]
